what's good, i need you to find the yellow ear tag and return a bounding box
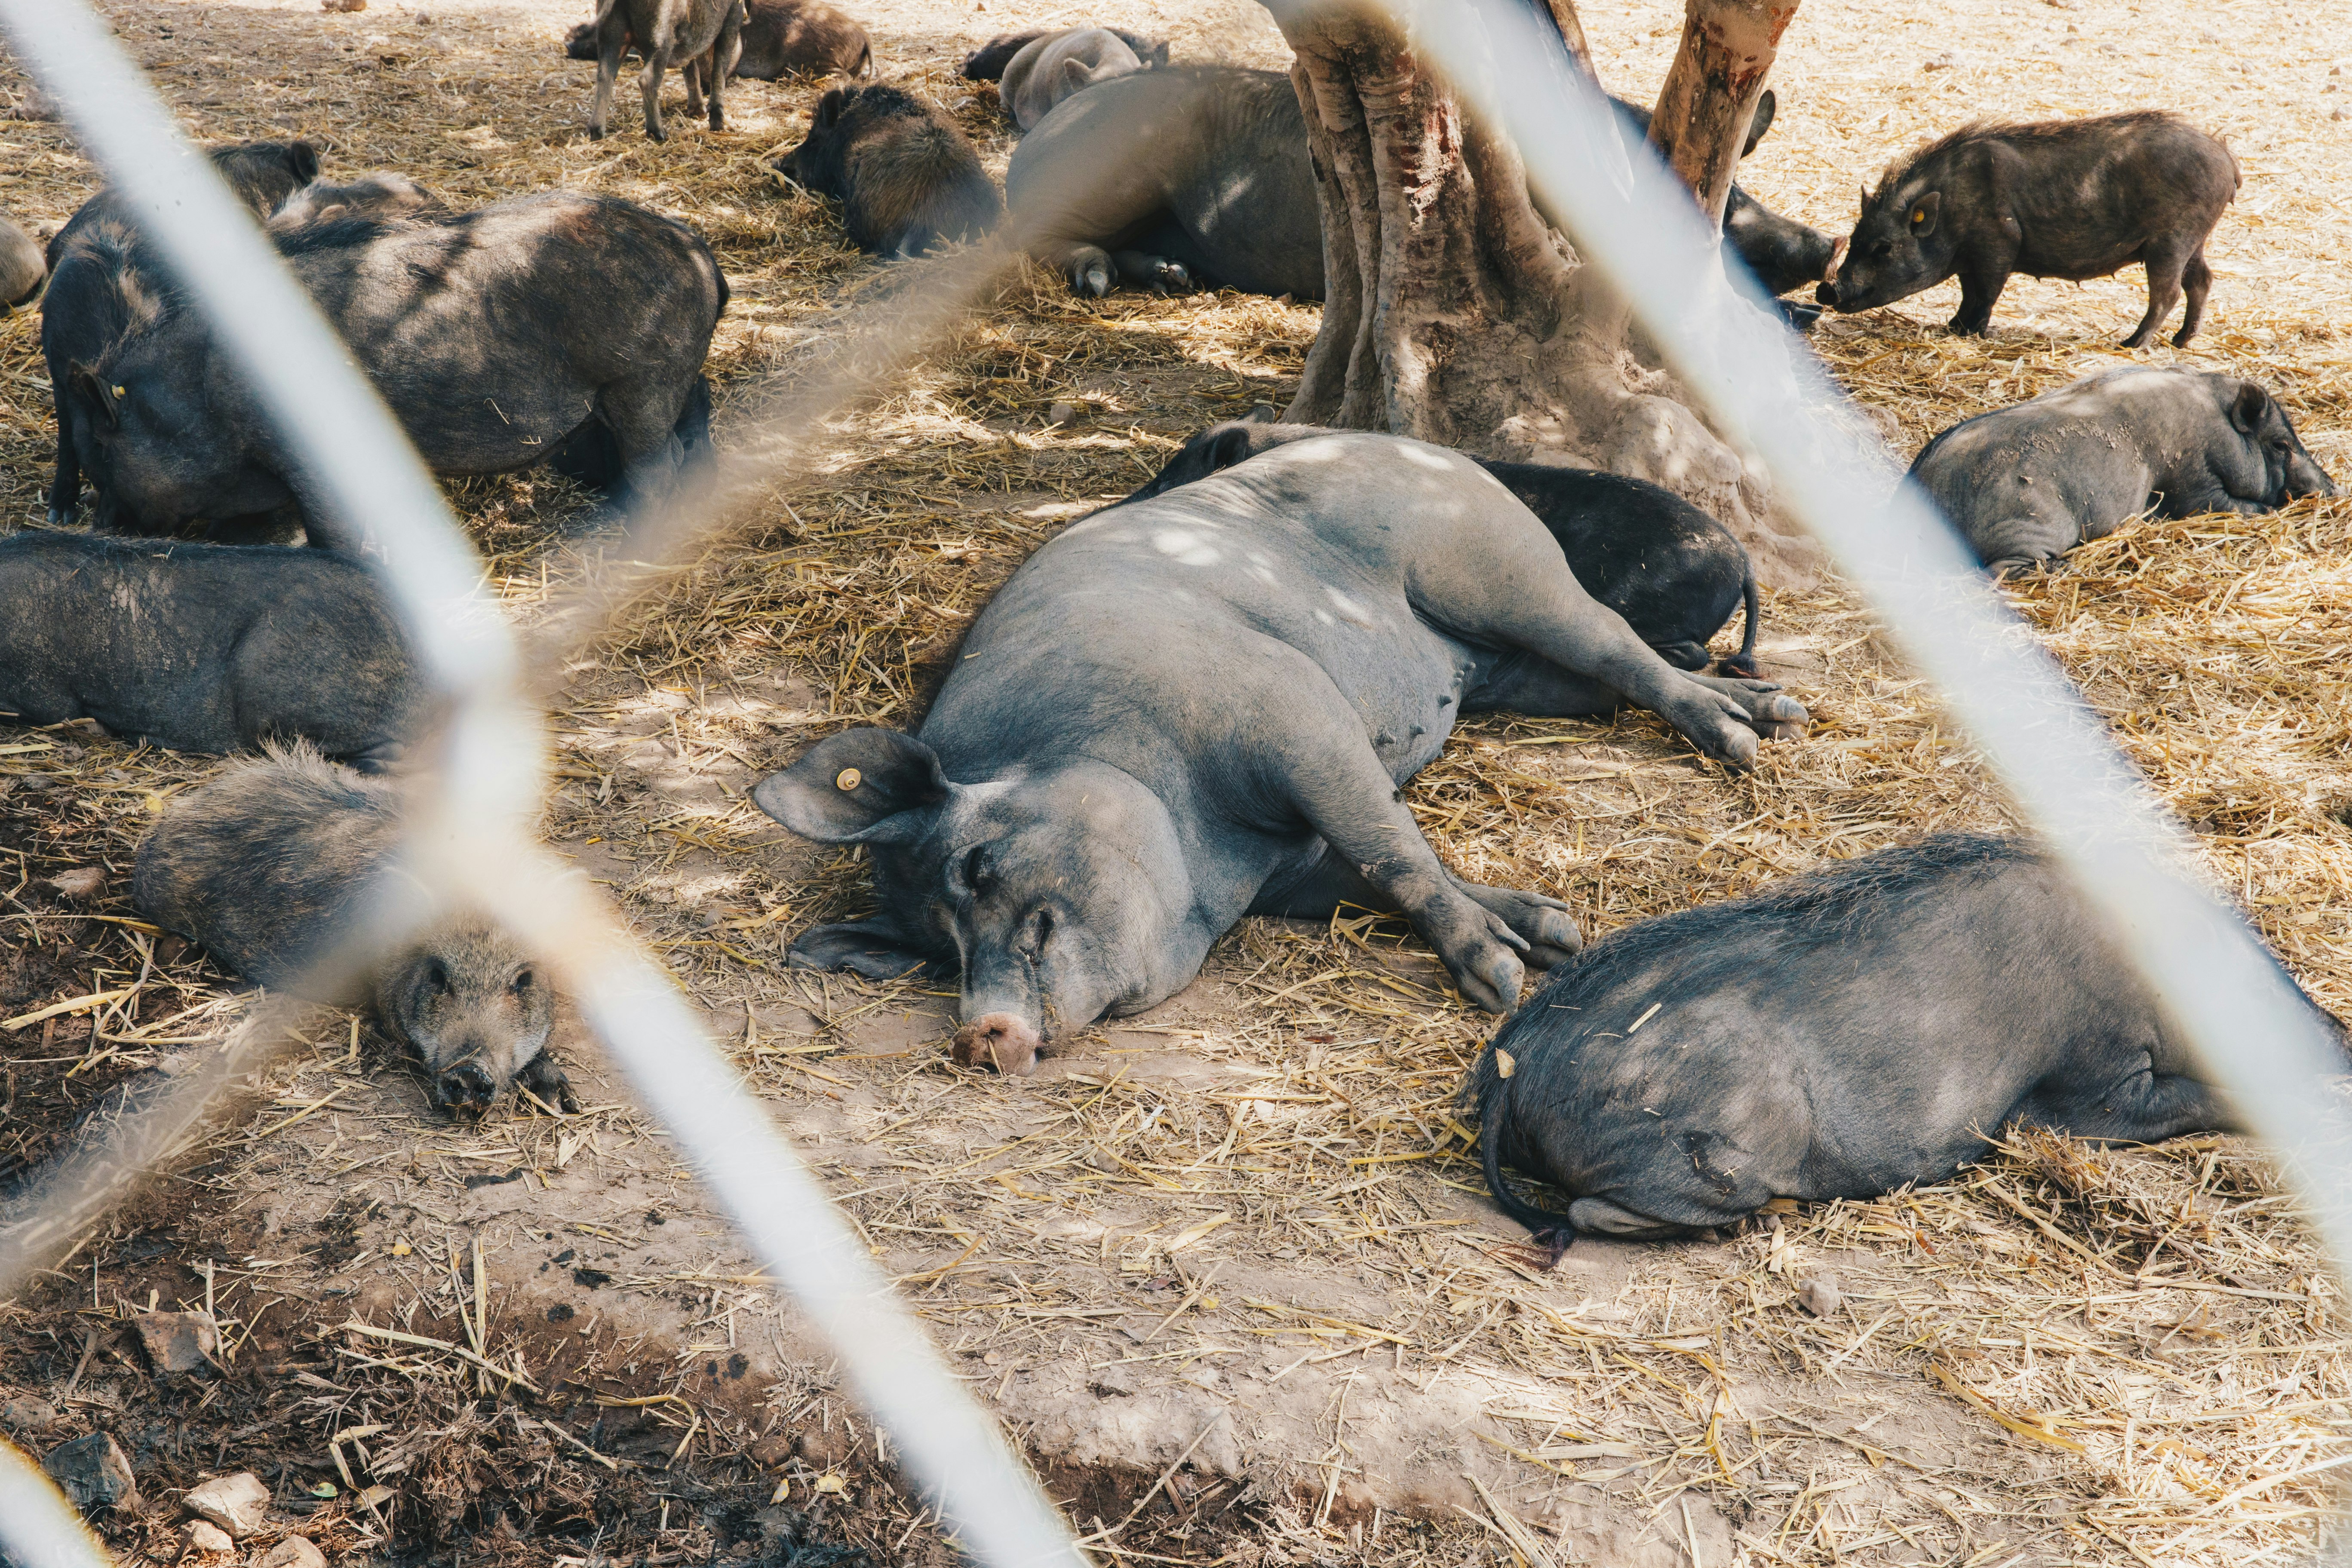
[1495,1049,1516,1079]
[112,385,127,397]
[1910,209,1926,225]
[835,767,862,791]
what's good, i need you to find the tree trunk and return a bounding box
[1647,0,1801,225]
[1264,0,1823,589]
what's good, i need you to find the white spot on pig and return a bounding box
[1313,608,1336,626]
[1398,445,1455,471]
[1286,439,1346,463]
[1152,528,1222,567]
[1325,587,1376,627]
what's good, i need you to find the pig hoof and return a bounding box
[1073,261,1111,298]
[1755,718,1809,743]
[951,1013,1040,1075]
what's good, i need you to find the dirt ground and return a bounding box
[3,1,2351,1567]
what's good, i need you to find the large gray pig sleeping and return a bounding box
[752,432,1808,1072]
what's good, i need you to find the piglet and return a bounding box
[773,83,1000,257]
[134,747,572,1118]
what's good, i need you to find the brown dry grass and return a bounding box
[3,0,2351,1565]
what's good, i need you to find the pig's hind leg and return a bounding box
[519,1050,581,1114]
[2174,245,2214,346]
[2124,236,2195,349]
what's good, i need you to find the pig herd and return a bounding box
[0,3,2344,1262]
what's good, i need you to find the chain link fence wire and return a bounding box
[0,0,2347,1562]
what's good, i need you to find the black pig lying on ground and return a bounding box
[1007,66,1322,298]
[961,26,1167,82]
[773,83,1000,256]
[1471,834,2344,1258]
[0,532,419,765]
[41,140,321,526]
[1007,70,1832,304]
[1909,367,2337,574]
[134,747,572,1119]
[1132,418,1762,675]
[753,433,1808,1074]
[62,192,725,540]
[1818,110,2239,346]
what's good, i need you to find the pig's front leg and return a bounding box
[1275,736,1534,1013]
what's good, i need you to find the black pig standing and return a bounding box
[1818,111,2239,346]
[41,141,321,526]
[0,531,420,765]
[134,747,572,1118]
[1471,834,2344,1257]
[773,83,1000,256]
[63,192,725,539]
[1910,367,2337,574]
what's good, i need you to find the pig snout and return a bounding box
[433,1057,499,1117]
[2289,454,2339,500]
[952,1012,1041,1075]
[1814,236,1850,307]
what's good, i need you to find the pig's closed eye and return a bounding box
[963,845,996,898]
[424,958,452,995]
[512,968,536,996]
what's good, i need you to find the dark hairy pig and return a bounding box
[586,0,744,141]
[731,0,871,77]
[133,747,571,1118]
[0,531,421,766]
[1472,834,2346,1258]
[773,83,1000,257]
[752,433,1807,1074]
[1818,110,2239,346]
[1909,366,2336,574]
[963,25,1167,81]
[64,192,726,540]
[1133,418,1762,675]
[1007,66,1320,298]
[41,140,321,526]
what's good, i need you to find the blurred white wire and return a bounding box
[0,1442,109,1568]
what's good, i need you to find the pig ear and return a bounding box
[70,361,120,429]
[813,86,849,130]
[1906,191,1941,238]
[752,728,952,844]
[2228,380,2272,435]
[1741,89,1776,158]
[286,140,322,185]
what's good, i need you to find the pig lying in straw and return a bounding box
[754,433,1808,1074]
[135,747,572,1119]
[1470,834,2345,1259]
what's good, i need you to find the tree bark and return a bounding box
[1647,0,1801,226]
[1263,0,1824,589]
